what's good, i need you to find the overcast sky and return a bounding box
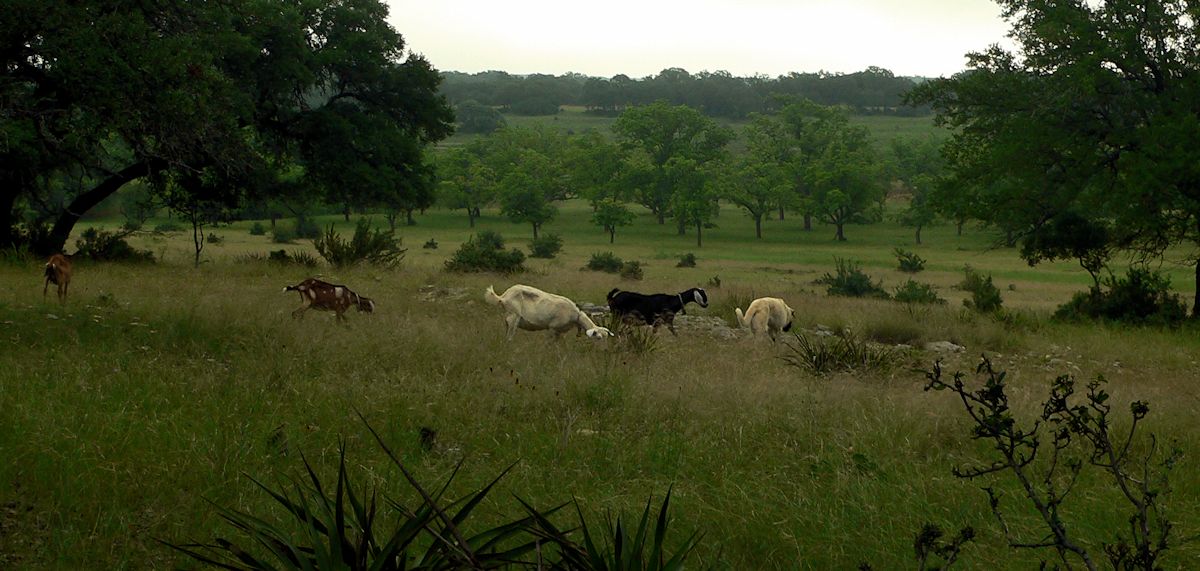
[384,0,1013,79]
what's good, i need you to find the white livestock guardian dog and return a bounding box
[735,297,795,341]
[485,284,613,341]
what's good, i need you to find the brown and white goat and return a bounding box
[43,253,73,303]
[283,278,375,322]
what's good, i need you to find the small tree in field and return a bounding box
[592,198,634,243]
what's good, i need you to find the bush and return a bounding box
[313,218,406,268]
[422,238,438,249]
[676,253,697,268]
[528,233,563,259]
[248,222,266,236]
[293,214,321,239]
[1054,268,1187,325]
[153,221,182,233]
[234,250,318,267]
[585,251,624,273]
[782,331,897,375]
[620,260,644,280]
[205,232,223,244]
[959,266,1002,313]
[894,248,926,273]
[271,224,296,243]
[445,230,526,273]
[74,228,154,263]
[893,279,945,305]
[816,258,890,299]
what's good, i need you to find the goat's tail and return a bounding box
[283,284,299,292]
[484,285,504,306]
[606,288,621,302]
[43,263,56,281]
[735,307,747,328]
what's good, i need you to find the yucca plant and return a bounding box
[314,219,406,268]
[521,488,704,571]
[781,331,896,376]
[164,420,545,570]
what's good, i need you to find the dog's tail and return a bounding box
[734,307,747,328]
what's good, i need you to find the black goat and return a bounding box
[606,287,709,335]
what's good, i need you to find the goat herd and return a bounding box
[40,255,796,340]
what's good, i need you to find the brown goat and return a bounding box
[43,253,72,303]
[283,278,375,322]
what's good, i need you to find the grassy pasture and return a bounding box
[2,202,1199,569]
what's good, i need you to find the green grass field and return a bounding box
[2,202,1199,569]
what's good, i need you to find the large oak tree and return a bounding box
[911,0,1200,313]
[1,0,452,254]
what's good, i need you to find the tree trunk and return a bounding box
[677,217,686,235]
[41,161,157,256]
[190,212,204,268]
[803,213,812,231]
[778,204,785,221]
[0,189,18,249]
[609,228,615,243]
[696,220,702,247]
[915,225,923,246]
[406,209,416,226]
[656,210,665,225]
[386,212,398,232]
[343,205,351,222]
[755,215,762,239]
[956,220,964,236]
[1194,256,1200,318]
[532,223,539,240]
[468,210,476,228]
[270,213,278,230]
[835,222,846,241]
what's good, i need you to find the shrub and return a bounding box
[604,315,660,356]
[313,218,406,268]
[1054,268,1187,325]
[271,224,296,243]
[205,232,223,244]
[585,251,624,273]
[293,214,321,239]
[234,250,318,267]
[422,238,438,249]
[959,266,1002,313]
[893,279,945,305]
[74,228,154,263]
[153,221,182,233]
[676,253,697,268]
[894,248,926,273]
[620,260,644,280]
[816,258,890,299]
[707,275,722,288]
[782,331,897,375]
[248,222,266,236]
[445,230,526,273]
[528,233,563,259]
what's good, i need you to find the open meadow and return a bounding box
[2,202,1199,569]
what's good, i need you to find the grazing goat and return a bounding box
[283,278,375,322]
[43,253,72,303]
[735,297,795,341]
[485,284,612,340]
[606,287,708,335]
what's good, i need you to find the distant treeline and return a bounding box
[441,67,931,119]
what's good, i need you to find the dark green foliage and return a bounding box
[528,233,563,259]
[445,231,526,274]
[894,248,925,273]
[586,251,624,273]
[293,215,322,240]
[249,222,266,236]
[816,258,889,299]
[74,228,154,263]
[271,225,297,244]
[522,488,703,571]
[676,253,697,268]
[205,233,223,244]
[1054,268,1188,325]
[313,219,406,269]
[620,260,644,281]
[169,418,704,570]
[604,315,661,356]
[893,279,945,305]
[1020,212,1111,286]
[958,266,1002,313]
[422,238,438,249]
[154,221,183,233]
[454,100,505,134]
[782,331,896,375]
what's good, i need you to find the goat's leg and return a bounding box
[59,282,67,303]
[505,314,520,341]
[43,278,50,298]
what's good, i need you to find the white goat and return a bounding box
[485,284,612,340]
[735,297,795,341]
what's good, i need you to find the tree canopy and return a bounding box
[910,0,1200,313]
[1,0,452,254]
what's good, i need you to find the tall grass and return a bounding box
[1,238,1198,569]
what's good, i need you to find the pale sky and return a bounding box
[384,0,1013,79]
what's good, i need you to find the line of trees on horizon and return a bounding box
[441,66,931,123]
